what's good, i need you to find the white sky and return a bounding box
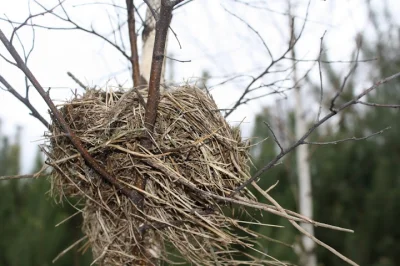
[0,0,398,173]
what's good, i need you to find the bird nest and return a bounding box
[46,86,267,265]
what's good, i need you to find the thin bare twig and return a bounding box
[67,72,87,90]
[168,25,182,49]
[72,2,125,9]
[9,1,65,44]
[224,0,311,118]
[126,0,142,87]
[0,173,47,181]
[126,0,146,109]
[0,53,18,66]
[164,54,191,62]
[330,48,361,112]
[0,163,49,181]
[142,0,159,21]
[27,0,131,60]
[284,57,376,64]
[304,127,391,145]
[174,0,194,10]
[144,157,353,233]
[223,7,273,59]
[316,31,326,122]
[170,0,185,6]
[0,74,50,129]
[0,29,142,205]
[264,121,284,153]
[252,182,359,266]
[231,71,400,195]
[356,101,400,108]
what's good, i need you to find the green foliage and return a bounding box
[0,128,92,266]
[248,109,299,261]
[244,31,400,265]
[312,38,400,266]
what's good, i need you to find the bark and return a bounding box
[290,15,317,266]
[141,0,168,84]
[126,0,142,87]
[295,83,317,266]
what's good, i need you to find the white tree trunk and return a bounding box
[295,85,317,266]
[289,7,316,265]
[141,0,167,84]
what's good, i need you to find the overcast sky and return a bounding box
[0,0,398,173]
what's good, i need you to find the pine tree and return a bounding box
[0,127,92,266]
[245,25,400,266]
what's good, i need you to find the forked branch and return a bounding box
[134,0,180,210]
[231,71,400,195]
[0,29,142,205]
[126,0,141,87]
[142,0,175,146]
[0,74,50,129]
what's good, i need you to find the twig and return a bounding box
[170,0,185,6]
[252,182,359,266]
[168,25,182,49]
[52,236,88,263]
[330,48,361,112]
[304,127,391,145]
[231,71,400,195]
[0,173,46,181]
[264,121,284,153]
[223,7,273,59]
[29,1,131,60]
[164,54,190,62]
[316,31,326,122]
[0,163,49,181]
[174,0,194,10]
[224,0,311,118]
[9,1,65,44]
[284,57,376,64]
[144,157,353,233]
[126,0,146,108]
[67,72,87,90]
[142,0,159,21]
[72,2,125,9]
[0,53,17,66]
[0,74,50,129]
[356,101,400,108]
[0,29,142,205]
[126,0,142,87]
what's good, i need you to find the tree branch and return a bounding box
[231,71,400,195]
[316,31,326,122]
[0,173,46,181]
[252,182,359,266]
[142,0,173,147]
[126,0,142,87]
[67,72,87,90]
[28,0,131,60]
[356,101,400,108]
[0,74,50,129]
[0,29,142,205]
[136,0,178,210]
[304,127,391,145]
[224,0,311,118]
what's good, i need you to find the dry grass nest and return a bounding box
[46,85,270,265]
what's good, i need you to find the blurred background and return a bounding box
[0,0,399,265]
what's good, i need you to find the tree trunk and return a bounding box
[295,86,317,266]
[141,0,168,84]
[290,11,317,266]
